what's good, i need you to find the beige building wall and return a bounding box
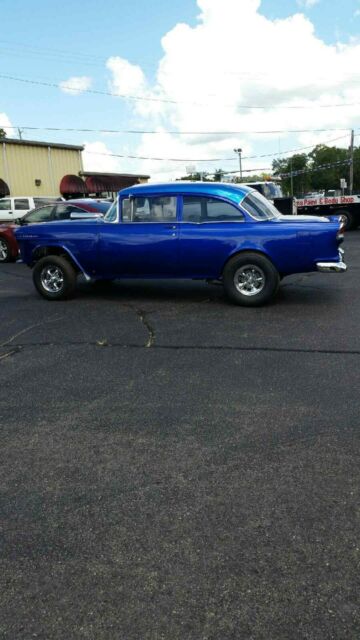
[0,141,83,196]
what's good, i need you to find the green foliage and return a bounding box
[177,171,211,181]
[272,144,358,196]
[0,128,7,139]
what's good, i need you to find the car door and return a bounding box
[0,198,13,222]
[178,196,246,277]
[98,195,179,277]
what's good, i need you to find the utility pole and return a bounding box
[234,148,242,181]
[17,127,23,140]
[290,157,294,197]
[349,128,354,195]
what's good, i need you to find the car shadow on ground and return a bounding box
[75,276,338,308]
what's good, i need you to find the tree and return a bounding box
[0,128,6,139]
[213,168,224,181]
[272,153,310,196]
[308,144,349,193]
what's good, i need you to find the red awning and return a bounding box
[0,178,10,197]
[85,175,140,193]
[60,174,88,195]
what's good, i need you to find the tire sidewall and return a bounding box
[337,210,355,231]
[223,252,279,306]
[0,237,11,263]
[33,256,76,300]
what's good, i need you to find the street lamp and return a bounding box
[234,148,242,180]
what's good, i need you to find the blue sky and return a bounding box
[1,0,360,180]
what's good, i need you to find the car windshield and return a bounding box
[241,191,281,221]
[104,199,117,222]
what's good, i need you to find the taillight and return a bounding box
[337,219,345,243]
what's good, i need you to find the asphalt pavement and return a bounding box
[1,233,360,639]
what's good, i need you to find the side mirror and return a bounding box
[70,211,103,220]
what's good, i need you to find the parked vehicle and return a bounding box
[0,199,110,263]
[15,182,347,306]
[0,196,64,222]
[295,193,360,230]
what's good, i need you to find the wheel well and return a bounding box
[222,249,273,275]
[31,246,80,272]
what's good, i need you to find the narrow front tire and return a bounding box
[32,256,77,300]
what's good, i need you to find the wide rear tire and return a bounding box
[223,252,280,306]
[337,210,357,231]
[33,256,77,300]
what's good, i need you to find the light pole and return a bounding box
[234,148,242,181]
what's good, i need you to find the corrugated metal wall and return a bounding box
[0,142,82,196]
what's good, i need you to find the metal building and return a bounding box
[0,137,150,199]
[0,138,84,197]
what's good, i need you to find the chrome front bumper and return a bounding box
[316,249,347,273]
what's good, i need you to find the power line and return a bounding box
[2,73,360,110]
[0,126,354,163]
[0,124,355,136]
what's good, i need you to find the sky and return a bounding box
[1,0,360,181]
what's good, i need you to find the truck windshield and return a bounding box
[241,191,281,221]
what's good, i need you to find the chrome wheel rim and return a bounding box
[40,265,64,293]
[0,239,8,261]
[234,264,265,296]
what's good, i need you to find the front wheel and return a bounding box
[33,256,77,300]
[223,252,280,306]
[0,237,13,263]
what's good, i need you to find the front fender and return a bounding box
[32,243,91,280]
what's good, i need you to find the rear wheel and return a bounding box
[33,255,77,300]
[0,237,13,263]
[337,210,357,231]
[223,252,280,306]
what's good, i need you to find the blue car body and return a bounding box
[15,182,345,284]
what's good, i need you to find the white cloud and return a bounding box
[59,76,92,95]
[0,112,14,136]
[82,141,121,172]
[104,0,360,180]
[106,57,146,96]
[297,0,319,8]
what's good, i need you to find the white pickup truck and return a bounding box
[0,196,63,222]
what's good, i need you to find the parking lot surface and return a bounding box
[1,233,360,639]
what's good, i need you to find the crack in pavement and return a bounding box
[0,347,21,361]
[118,303,156,348]
[3,341,360,356]
[0,315,64,349]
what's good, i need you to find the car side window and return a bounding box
[182,197,244,222]
[129,196,177,222]
[0,199,11,210]
[23,205,54,223]
[53,204,83,220]
[14,198,30,210]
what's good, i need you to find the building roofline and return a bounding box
[0,137,84,151]
[80,171,150,179]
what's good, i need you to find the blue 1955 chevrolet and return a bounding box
[15,182,347,306]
